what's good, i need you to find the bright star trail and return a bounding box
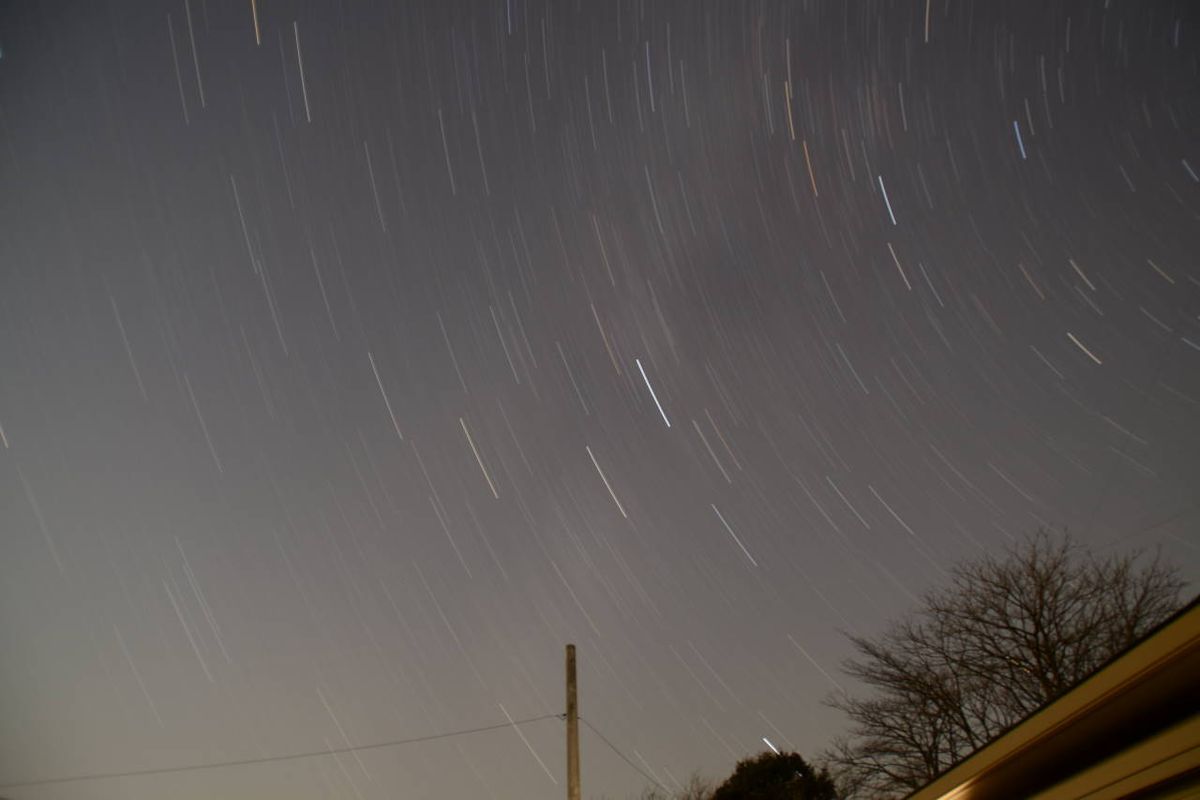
[0,2,1197,799]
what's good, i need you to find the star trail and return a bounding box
[0,1,1197,798]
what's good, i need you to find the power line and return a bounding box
[579,716,669,794]
[0,712,560,792]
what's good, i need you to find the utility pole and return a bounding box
[566,643,581,800]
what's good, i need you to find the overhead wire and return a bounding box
[578,716,670,794]
[0,712,561,792]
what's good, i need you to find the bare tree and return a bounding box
[637,772,713,800]
[676,774,715,800]
[824,530,1185,798]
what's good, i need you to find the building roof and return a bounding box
[906,597,1200,800]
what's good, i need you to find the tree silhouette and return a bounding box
[637,772,713,800]
[825,530,1185,798]
[710,751,838,800]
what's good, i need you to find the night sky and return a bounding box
[1,1,1198,798]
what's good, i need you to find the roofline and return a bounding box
[906,594,1200,800]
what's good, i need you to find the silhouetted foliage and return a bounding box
[635,753,836,800]
[825,530,1185,798]
[710,751,838,800]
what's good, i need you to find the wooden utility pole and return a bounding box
[566,643,581,800]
